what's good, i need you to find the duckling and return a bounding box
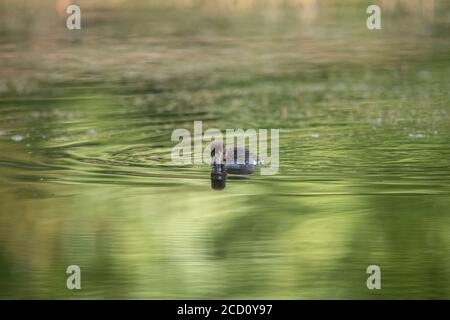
[209,140,259,173]
[209,141,259,190]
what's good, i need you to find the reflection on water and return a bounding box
[211,164,228,191]
[0,1,450,299]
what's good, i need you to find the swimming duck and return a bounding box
[209,141,259,190]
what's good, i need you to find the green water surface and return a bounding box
[0,1,449,299]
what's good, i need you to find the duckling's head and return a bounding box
[209,140,225,165]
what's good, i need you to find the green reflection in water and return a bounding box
[0,1,449,299]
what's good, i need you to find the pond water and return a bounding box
[0,1,449,298]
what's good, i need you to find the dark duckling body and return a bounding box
[209,141,260,190]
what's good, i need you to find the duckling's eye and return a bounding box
[211,149,215,157]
